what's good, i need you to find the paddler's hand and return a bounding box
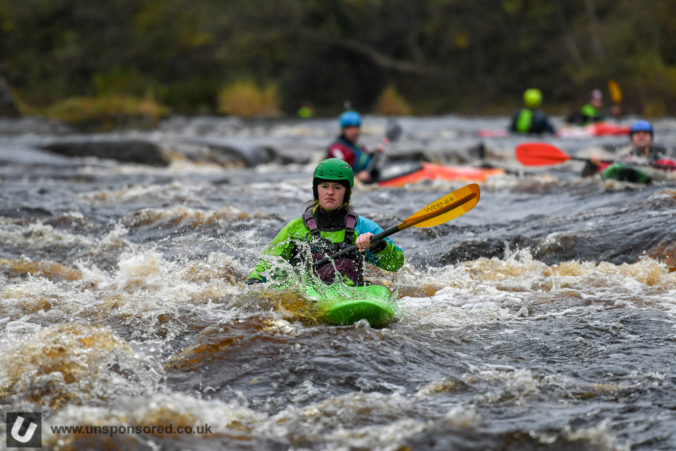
[355,232,374,252]
[356,170,370,182]
[356,233,387,253]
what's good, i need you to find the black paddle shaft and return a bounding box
[312,224,399,269]
[365,120,403,177]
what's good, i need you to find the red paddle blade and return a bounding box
[515,142,571,166]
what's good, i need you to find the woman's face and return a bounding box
[317,181,346,210]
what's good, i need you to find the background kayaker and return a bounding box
[620,120,673,163]
[246,158,404,286]
[297,100,314,119]
[326,110,384,183]
[566,89,605,125]
[508,88,556,135]
[582,120,676,180]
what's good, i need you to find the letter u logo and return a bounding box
[10,416,37,443]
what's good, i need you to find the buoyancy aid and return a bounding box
[515,108,533,133]
[626,145,671,163]
[511,108,555,134]
[301,206,364,285]
[326,136,371,173]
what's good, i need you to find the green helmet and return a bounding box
[313,158,354,188]
[523,88,542,108]
[313,158,354,203]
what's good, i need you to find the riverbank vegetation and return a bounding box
[1,0,674,126]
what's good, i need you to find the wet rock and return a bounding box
[0,206,52,218]
[177,136,286,167]
[438,237,538,265]
[39,139,170,167]
[208,143,277,167]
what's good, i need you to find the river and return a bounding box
[1,114,675,450]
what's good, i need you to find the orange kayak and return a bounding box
[376,162,504,187]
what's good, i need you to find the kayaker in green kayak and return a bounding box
[326,110,384,183]
[566,89,606,125]
[508,88,555,135]
[246,158,404,286]
[582,120,676,182]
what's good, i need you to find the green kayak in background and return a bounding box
[601,162,652,184]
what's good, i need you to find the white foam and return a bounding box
[394,251,676,327]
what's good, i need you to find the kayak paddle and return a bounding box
[384,118,403,143]
[314,183,480,268]
[365,119,403,179]
[607,79,623,116]
[515,142,598,166]
[608,79,622,105]
[515,142,676,170]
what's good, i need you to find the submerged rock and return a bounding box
[39,139,170,167]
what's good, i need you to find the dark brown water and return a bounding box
[1,115,675,450]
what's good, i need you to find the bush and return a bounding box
[43,95,169,130]
[373,85,412,115]
[217,80,280,118]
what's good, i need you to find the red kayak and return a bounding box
[375,162,504,187]
[478,122,630,139]
[556,122,631,138]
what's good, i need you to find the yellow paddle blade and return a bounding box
[400,183,480,229]
[608,79,622,104]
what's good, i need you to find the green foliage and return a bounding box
[43,95,169,131]
[0,0,674,120]
[373,85,411,115]
[217,80,280,118]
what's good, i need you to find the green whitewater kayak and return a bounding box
[601,162,651,184]
[306,283,395,327]
[253,281,397,327]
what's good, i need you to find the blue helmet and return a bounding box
[339,110,361,128]
[630,120,653,135]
